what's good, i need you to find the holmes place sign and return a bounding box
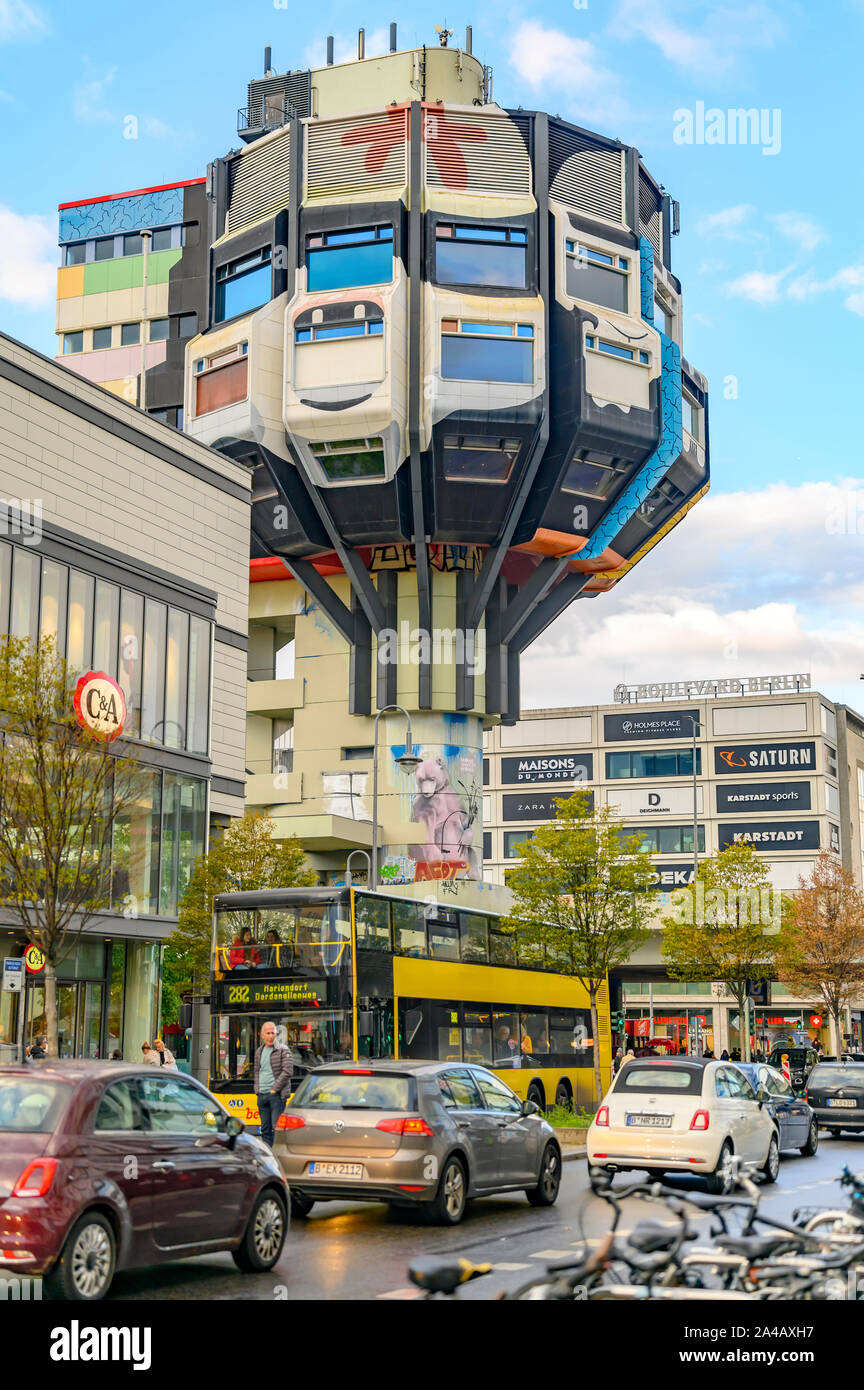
[604,710,699,742]
[613,673,810,703]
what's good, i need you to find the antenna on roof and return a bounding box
[326,35,334,65]
[390,22,398,52]
[264,46,272,76]
[465,25,472,54]
[435,24,454,47]
[358,28,365,59]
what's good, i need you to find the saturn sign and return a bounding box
[73,671,126,741]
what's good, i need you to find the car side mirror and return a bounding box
[224,1115,244,1147]
[521,1099,540,1117]
[757,1090,770,1104]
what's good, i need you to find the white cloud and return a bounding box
[73,66,117,124]
[695,205,755,239]
[770,212,827,253]
[0,206,56,307]
[0,0,47,42]
[611,0,783,76]
[507,20,630,129]
[725,267,792,304]
[520,480,864,712]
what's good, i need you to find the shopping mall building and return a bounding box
[0,332,249,1061]
[482,677,864,1054]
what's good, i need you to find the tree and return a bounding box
[0,636,145,1057]
[502,789,656,1101]
[164,812,315,1004]
[661,842,784,1061]
[777,853,864,1057]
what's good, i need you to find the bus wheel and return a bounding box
[527,1083,546,1112]
[555,1080,572,1110]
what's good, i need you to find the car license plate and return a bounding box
[307,1161,365,1178]
[828,1098,857,1108]
[626,1113,672,1128]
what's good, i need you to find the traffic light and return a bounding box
[612,1009,625,1033]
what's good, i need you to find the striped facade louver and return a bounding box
[305,110,410,200]
[424,109,532,195]
[227,128,292,233]
[246,71,312,124]
[549,126,625,223]
[638,169,663,257]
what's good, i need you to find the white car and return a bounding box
[587,1057,780,1192]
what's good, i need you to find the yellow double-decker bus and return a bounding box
[209,882,611,1125]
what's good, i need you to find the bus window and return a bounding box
[463,1007,492,1063]
[460,914,489,964]
[493,1010,520,1066]
[550,1010,577,1057]
[520,1011,550,1056]
[428,921,460,962]
[355,895,391,951]
[393,900,427,956]
[434,1002,462,1062]
[490,931,515,968]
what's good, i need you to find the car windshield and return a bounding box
[291,1073,413,1110]
[770,1050,809,1064]
[811,1066,864,1088]
[615,1066,703,1095]
[0,1077,69,1132]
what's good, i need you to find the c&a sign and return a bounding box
[73,671,126,741]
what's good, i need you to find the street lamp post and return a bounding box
[370,704,422,889]
[345,849,371,887]
[677,713,702,880]
[139,229,151,412]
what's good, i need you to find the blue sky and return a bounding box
[1,0,863,709]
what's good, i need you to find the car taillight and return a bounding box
[11,1158,57,1197]
[376,1117,434,1136]
[595,1106,609,1127]
[690,1110,710,1131]
[276,1114,306,1131]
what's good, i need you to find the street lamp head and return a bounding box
[395,750,422,774]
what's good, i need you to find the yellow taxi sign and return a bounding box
[24,944,45,974]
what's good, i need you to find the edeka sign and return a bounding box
[501,753,593,785]
[647,862,698,890]
[502,791,594,821]
[713,741,816,775]
[718,821,821,852]
[603,710,699,742]
[716,781,812,813]
[73,670,126,741]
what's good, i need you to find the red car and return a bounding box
[0,1061,288,1300]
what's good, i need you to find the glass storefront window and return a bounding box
[10,546,39,638]
[160,773,207,916]
[67,569,94,674]
[118,590,144,738]
[164,609,189,749]
[93,579,120,678]
[187,616,211,754]
[112,768,161,915]
[123,940,160,1052]
[40,559,67,654]
[0,541,10,632]
[107,941,126,1056]
[141,599,167,742]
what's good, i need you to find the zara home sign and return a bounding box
[73,671,127,742]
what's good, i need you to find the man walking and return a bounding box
[255,1021,294,1146]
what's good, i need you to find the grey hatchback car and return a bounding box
[274,1059,562,1225]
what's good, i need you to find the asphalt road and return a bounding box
[106,1131,864,1301]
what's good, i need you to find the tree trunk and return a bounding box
[44,959,58,1058]
[736,990,751,1061]
[830,1010,843,1058]
[589,988,603,1103]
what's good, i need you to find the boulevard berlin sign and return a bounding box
[614,673,810,704]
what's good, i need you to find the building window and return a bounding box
[440,320,534,384]
[585,333,650,365]
[177,312,198,337]
[63,332,83,355]
[504,828,536,858]
[310,437,386,482]
[123,233,144,257]
[825,744,838,778]
[215,247,272,323]
[442,435,522,483]
[273,720,294,774]
[94,237,115,262]
[148,318,170,342]
[682,392,701,442]
[654,292,673,335]
[435,223,527,289]
[566,240,629,312]
[65,243,86,267]
[606,749,702,779]
[120,322,140,347]
[561,454,624,499]
[150,227,174,252]
[623,824,706,854]
[342,746,374,761]
[194,342,249,417]
[295,317,383,343]
[305,225,393,293]
[92,326,112,351]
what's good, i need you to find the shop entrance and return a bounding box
[25,979,104,1058]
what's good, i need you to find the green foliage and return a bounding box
[545,1104,592,1129]
[164,812,315,991]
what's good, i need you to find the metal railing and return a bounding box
[237,100,299,136]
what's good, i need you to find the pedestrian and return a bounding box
[141,1041,159,1065]
[622,1047,635,1067]
[254,1021,294,1146]
[152,1038,177,1069]
[110,1049,123,1061]
[612,1046,623,1075]
[703,1047,714,1059]
[27,1035,47,1060]
[720,1048,730,1061]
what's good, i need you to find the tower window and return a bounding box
[305,226,394,292]
[561,455,625,499]
[310,437,386,482]
[440,320,534,384]
[565,239,629,312]
[215,247,272,323]
[295,317,383,343]
[442,435,522,483]
[435,223,527,288]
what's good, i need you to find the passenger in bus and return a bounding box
[229,927,260,970]
[494,1024,520,1066]
[259,929,281,969]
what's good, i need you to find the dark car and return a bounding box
[767,1046,818,1094]
[0,1062,289,1300]
[275,1059,562,1225]
[806,1061,864,1135]
[735,1062,818,1157]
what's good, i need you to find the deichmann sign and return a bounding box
[716,780,812,813]
[603,710,699,742]
[607,784,704,817]
[713,741,816,774]
[501,753,593,785]
[502,791,594,821]
[73,670,126,741]
[719,821,821,851]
